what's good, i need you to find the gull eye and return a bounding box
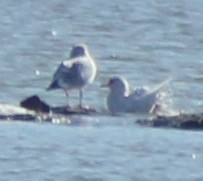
[71,46,85,58]
[109,79,115,85]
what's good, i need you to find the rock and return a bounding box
[0,103,36,121]
[0,94,202,130]
[180,120,203,129]
[20,95,97,115]
[20,95,50,113]
[0,114,36,121]
[178,114,203,129]
[51,106,97,115]
[136,113,203,130]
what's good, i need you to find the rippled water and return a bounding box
[0,0,202,180]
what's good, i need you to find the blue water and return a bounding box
[0,0,202,180]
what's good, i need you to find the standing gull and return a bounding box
[47,44,97,109]
[102,77,170,115]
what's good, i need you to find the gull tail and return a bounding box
[143,78,173,114]
[46,81,59,91]
[150,78,173,94]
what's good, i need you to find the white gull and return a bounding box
[47,44,97,109]
[102,77,171,115]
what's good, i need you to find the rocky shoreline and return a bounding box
[0,95,202,130]
[137,113,203,130]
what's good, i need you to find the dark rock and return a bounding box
[152,116,172,127]
[51,106,97,115]
[20,95,97,115]
[179,114,203,129]
[136,113,203,130]
[20,95,50,113]
[180,120,203,129]
[136,119,151,127]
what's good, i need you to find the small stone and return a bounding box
[20,95,50,113]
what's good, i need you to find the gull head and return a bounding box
[70,44,88,58]
[102,77,130,96]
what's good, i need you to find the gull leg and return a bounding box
[65,90,71,110]
[79,89,83,107]
[79,89,89,110]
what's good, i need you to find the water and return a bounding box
[0,0,202,180]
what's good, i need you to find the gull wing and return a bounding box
[47,58,79,90]
[126,78,172,112]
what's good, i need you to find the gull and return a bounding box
[102,77,171,115]
[47,44,97,109]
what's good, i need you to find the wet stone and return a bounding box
[20,95,50,113]
[20,95,97,115]
[137,113,203,130]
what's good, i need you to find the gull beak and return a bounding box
[101,83,109,87]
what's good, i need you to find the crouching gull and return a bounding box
[102,77,171,115]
